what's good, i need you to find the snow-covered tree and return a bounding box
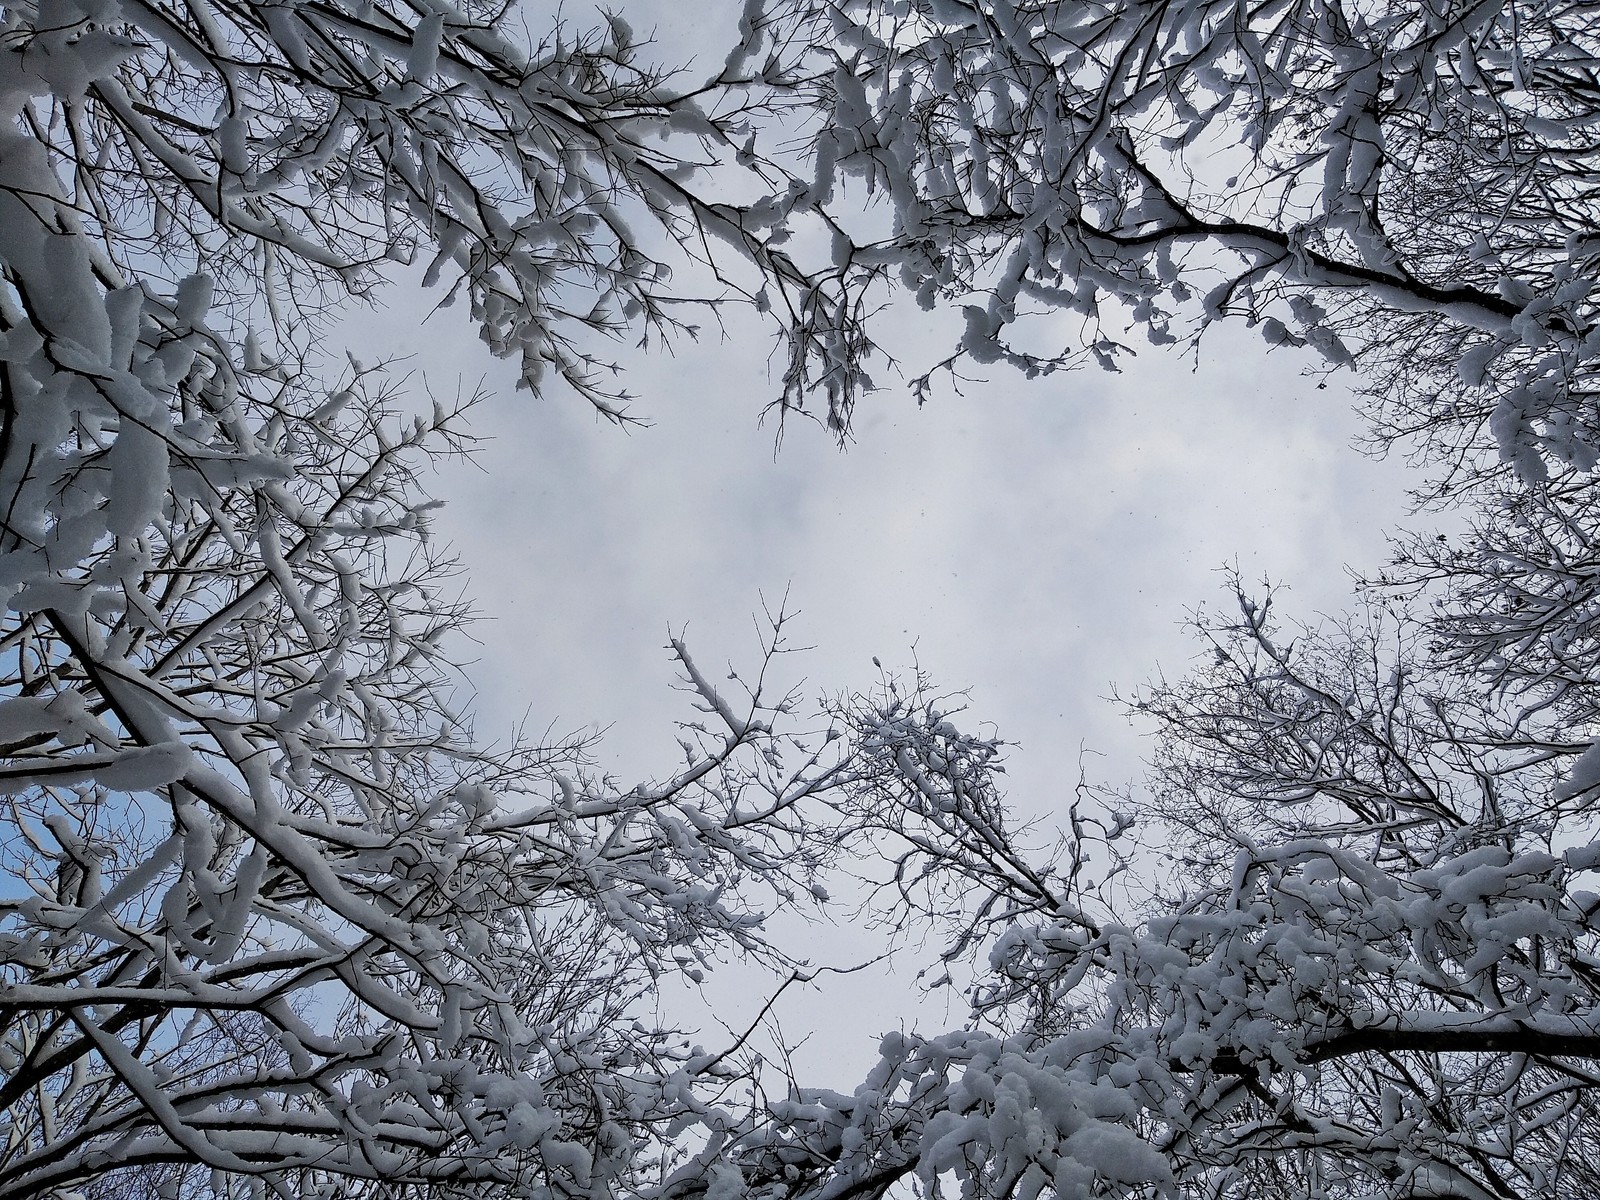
[8,0,1600,1197]
[759,0,1600,483]
[674,587,1600,1200]
[0,349,827,1197]
[649,3,1600,1198]
[0,0,891,1194]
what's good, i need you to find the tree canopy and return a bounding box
[2,0,1600,1198]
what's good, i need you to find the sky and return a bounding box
[338,0,1423,1084]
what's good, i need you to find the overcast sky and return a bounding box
[339,0,1423,1083]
